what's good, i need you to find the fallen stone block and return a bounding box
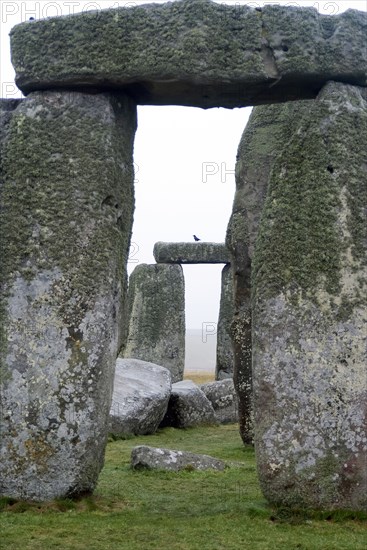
[110,358,172,436]
[131,445,226,472]
[160,380,217,428]
[200,379,238,424]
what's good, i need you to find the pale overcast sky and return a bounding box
[1,0,366,330]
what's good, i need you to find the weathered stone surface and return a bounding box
[160,380,217,428]
[0,100,23,157]
[0,98,23,114]
[10,2,367,107]
[123,263,185,383]
[110,358,172,436]
[252,82,367,511]
[131,445,225,472]
[200,379,238,424]
[153,242,230,264]
[0,91,137,501]
[215,264,234,380]
[226,99,313,444]
[229,100,314,259]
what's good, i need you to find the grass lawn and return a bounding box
[1,423,366,550]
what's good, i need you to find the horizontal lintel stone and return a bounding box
[10,1,367,107]
[153,242,231,264]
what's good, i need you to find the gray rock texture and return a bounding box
[110,358,172,436]
[252,82,367,511]
[200,379,238,424]
[123,264,185,383]
[153,241,230,264]
[228,100,314,260]
[226,99,313,444]
[131,445,225,472]
[0,91,137,501]
[215,264,234,380]
[160,380,217,428]
[10,2,367,107]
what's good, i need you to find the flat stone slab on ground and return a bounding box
[131,445,226,472]
[153,242,230,264]
[110,358,172,436]
[10,2,367,106]
[160,380,217,428]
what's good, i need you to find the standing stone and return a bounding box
[229,100,313,260]
[253,82,367,511]
[0,91,136,501]
[215,264,234,380]
[226,99,312,444]
[123,264,185,382]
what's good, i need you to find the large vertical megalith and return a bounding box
[215,264,234,380]
[0,91,136,501]
[226,99,312,443]
[123,264,185,382]
[253,82,367,510]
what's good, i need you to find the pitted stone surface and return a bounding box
[123,263,185,382]
[110,358,172,436]
[10,2,367,106]
[153,242,230,264]
[0,91,137,501]
[228,100,314,259]
[252,82,367,511]
[215,264,234,380]
[200,379,238,424]
[160,380,217,428]
[226,98,313,444]
[131,445,225,472]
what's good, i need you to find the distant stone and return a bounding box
[123,264,185,383]
[131,445,226,472]
[10,2,367,107]
[153,242,230,264]
[110,358,172,436]
[253,82,367,511]
[200,379,238,424]
[160,380,217,428]
[215,264,234,380]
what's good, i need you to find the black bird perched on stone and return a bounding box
[193,235,201,242]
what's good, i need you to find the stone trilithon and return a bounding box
[0,0,366,508]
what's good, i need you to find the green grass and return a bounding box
[0,424,366,550]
